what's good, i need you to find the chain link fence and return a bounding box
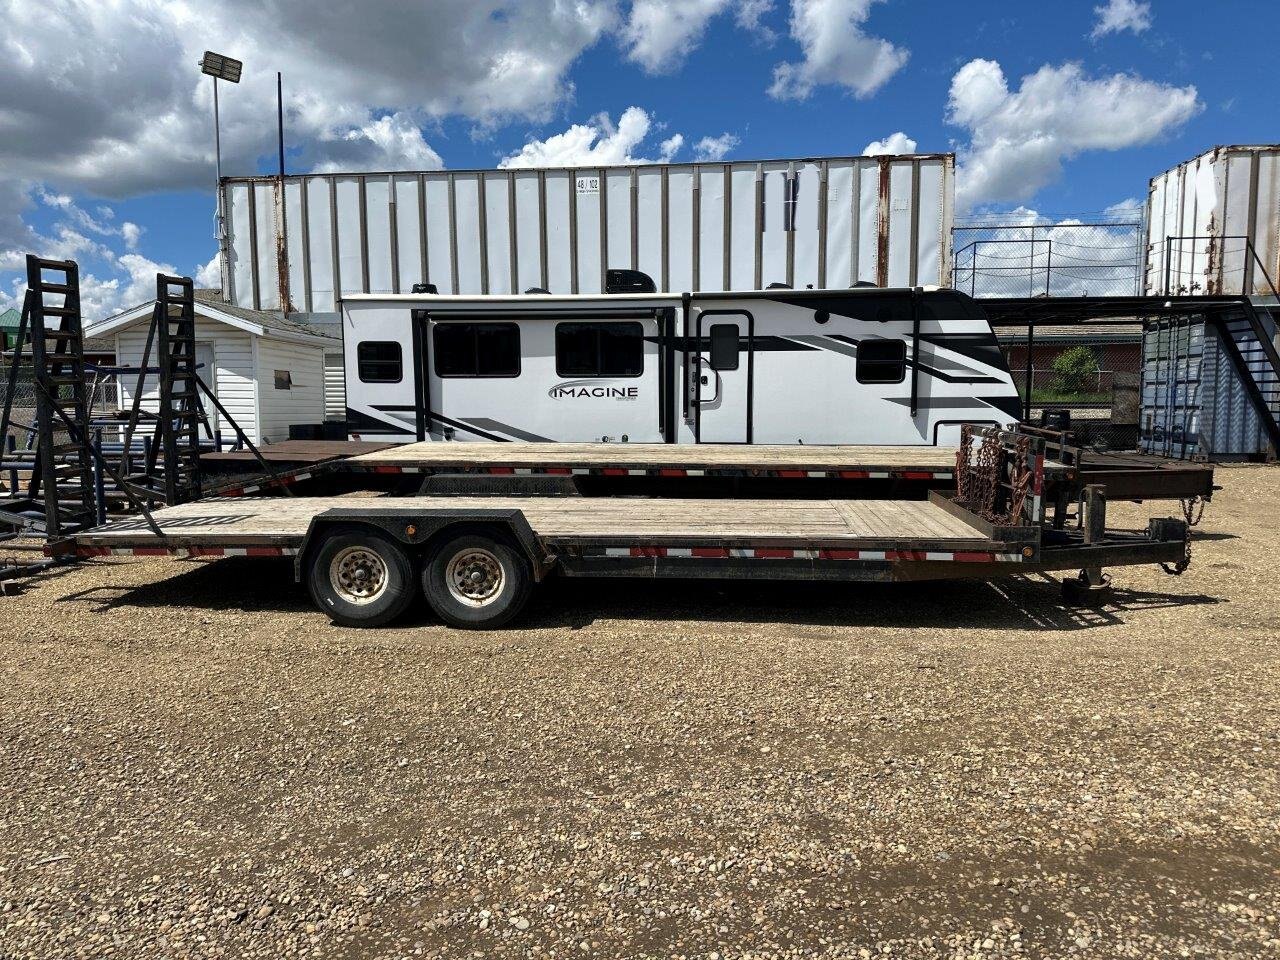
[999,332,1143,451]
[953,220,1145,298]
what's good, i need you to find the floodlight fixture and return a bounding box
[199,51,243,295]
[199,51,242,83]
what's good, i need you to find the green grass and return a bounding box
[1026,389,1111,404]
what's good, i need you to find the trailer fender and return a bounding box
[294,508,554,583]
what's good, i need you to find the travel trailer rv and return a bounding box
[340,275,1022,447]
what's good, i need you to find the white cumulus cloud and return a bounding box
[196,253,223,290]
[659,134,685,162]
[498,107,661,168]
[0,0,619,319]
[768,0,907,101]
[622,0,776,74]
[947,59,1200,212]
[862,131,917,156]
[1091,0,1152,38]
[0,0,614,197]
[693,133,740,162]
[308,113,445,174]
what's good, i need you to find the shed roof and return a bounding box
[995,322,1143,343]
[87,290,337,347]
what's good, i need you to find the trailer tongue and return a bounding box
[58,429,1190,629]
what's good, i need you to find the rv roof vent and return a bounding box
[411,282,438,294]
[524,286,551,294]
[605,268,656,294]
[851,280,878,288]
[766,282,792,290]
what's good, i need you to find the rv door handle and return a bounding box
[700,375,709,385]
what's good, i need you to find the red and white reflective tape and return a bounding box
[77,545,298,558]
[359,464,955,480]
[589,546,1022,562]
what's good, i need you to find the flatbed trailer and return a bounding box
[203,437,1213,508]
[61,431,1190,629]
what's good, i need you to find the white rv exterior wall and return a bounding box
[1147,145,1280,297]
[114,319,259,443]
[254,337,327,444]
[221,154,955,314]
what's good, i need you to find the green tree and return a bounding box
[1050,345,1100,397]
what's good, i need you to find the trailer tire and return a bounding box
[422,532,532,629]
[308,528,416,628]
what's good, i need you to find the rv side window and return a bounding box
[357,341,403,383]
[709,324,740,371]
[856,338,907,384]
[433,323,521,377]
[555,322,644,377]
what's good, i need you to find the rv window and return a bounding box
[555,322,644,377]
[709,324,740,371]
[357,341,403,383]
[856,338,907,384]
[433,323,520,377]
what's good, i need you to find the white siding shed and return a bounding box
[87,291,337,446]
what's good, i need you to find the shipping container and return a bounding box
[217,154,955,315]
[1146,144,1280,297]
[1140,307,1279,460]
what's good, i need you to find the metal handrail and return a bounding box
[1159,235,1280,300]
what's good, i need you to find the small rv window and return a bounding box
[273,369,292,390]
[856,338,907,384]
[433,323,520,377]
[555,322,644,377]
[709,324,740,371]
[357,341,403,383]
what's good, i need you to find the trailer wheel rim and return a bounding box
[330,546,390,605]
[445,547,505,607]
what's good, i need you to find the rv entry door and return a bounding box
[694,311,752,443]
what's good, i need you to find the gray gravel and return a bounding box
[2,466,1279,958]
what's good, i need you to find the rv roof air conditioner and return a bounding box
[604,269,656,294]
[852,280,878,288]
[411,282,438,294]
[766,282,791,290]
[525,286,551,294]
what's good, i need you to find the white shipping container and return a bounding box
[1146,144,1280,298]
[219,154,955,315]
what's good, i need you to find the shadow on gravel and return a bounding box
[56,556,312,614]
[0,559,80,596]
[53,556,1222,634]
[524,575,1221,632]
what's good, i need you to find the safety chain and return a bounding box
[956,426,1031,525]
[1007,434,1033,525]
[1161,495,1207,576]
[955,424,972,501]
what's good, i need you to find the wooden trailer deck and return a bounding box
[70,494,1000,555]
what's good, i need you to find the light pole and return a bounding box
[199,51,242,298]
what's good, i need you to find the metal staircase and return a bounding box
[1212,304,1280,450]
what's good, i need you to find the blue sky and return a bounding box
[1,0,1276,319]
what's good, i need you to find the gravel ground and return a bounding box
[2,466,1278,959]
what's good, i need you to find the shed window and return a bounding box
[273,369,292,390]
[433,323,520,377]
[856,338,907,384]
[708,324,740,371]
[555,322,644,377]
[357,341,403,383]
